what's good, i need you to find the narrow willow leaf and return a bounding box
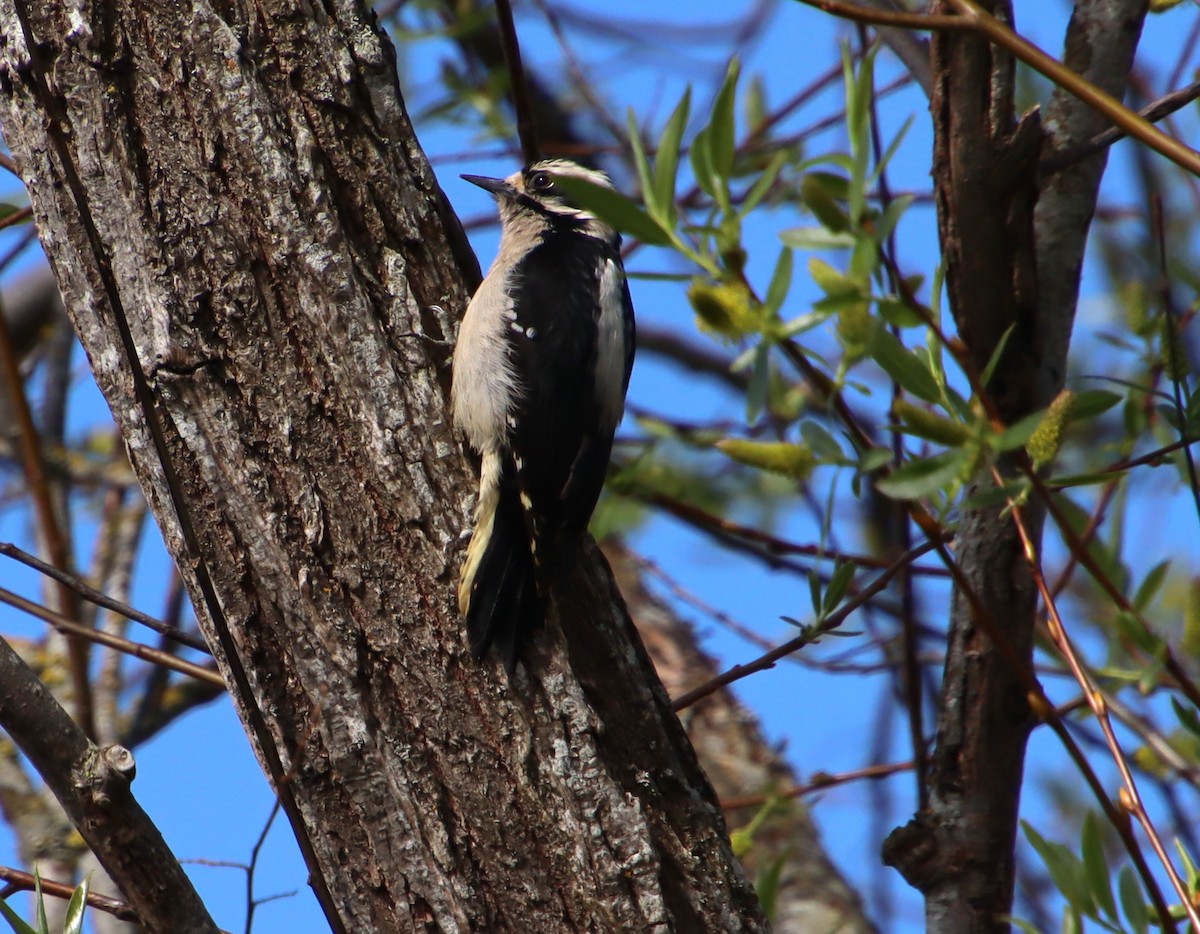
[740,150,789,217]
[654,89,691,224]
[63,877,91,934]
[1022,822,1093,915]
[979,322,1016,391]
[746,343,770,421]
[0,898,38,934]
[800,421,846,463]
[1080,814,1116,921]
[779,227,856,250]
[1069,389,1122,421]
[869,328,942,403]
[627,108,657,217]
[1117,866,1148,934]
[709,58,740,179]
[875,450,967,500]
[961,478,1031,511]
[764,248,793,317]
[822,561,857,615]
[874,193,914,243]
[690,123,717,198]
[1133,560,1171,612]
[553,175,670,246]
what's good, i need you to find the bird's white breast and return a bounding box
[452,265,522,452]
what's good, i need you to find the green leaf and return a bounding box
[1022,822,1093,915]
[822,561,857,615]
[979,323,1016,391]
[779,227,856,250]
[800,421,846,463]
[756,851,789,922]
[1069,390,1122,421]
[0,897,38,934]
[740,150,789,217]
[991,410,1045,452]
[875,450,968,500]
[869,116,915,189]
[869,328,943,403]
[709,58,740,179]
[653,89,691,224]
[552,175,671,246]
[62,877,90,934]
[764,248,793,317]
[627,108,657,217]
[1118,866,1148,934]
[690,123,717,199]
[858,446,893,473]
[874,193,914,244]
[876,298,925,329]
[961,478,1031,511]
[33,870,46,934]
[1171,697,1200,739]
[746,343,770,422]
[1133,560,1171,612]
[1005,918,1044,934]
[1081,814,1116,921]
[808,568,822,617]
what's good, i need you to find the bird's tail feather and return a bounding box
[463,482,543,669]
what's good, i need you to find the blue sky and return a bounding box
[2,1,1199,931]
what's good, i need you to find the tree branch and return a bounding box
[0,635,218,933]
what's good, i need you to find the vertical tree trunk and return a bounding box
[0,1,765,930]
[883,2,1146,931]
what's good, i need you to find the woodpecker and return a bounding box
[452,159,636,668]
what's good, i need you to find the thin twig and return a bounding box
[1008,500,1200,931]
[0,541,210,653]
[720,759,914,810]
[0,865,138,923]
[0,584,224,687]
[0,280,92,736]
[493,0,539,164]
[672,538,941,711]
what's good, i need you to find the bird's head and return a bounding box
[463,159,617,241]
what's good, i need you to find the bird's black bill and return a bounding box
[462,174,512,196]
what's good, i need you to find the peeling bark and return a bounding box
[0,1,764,931]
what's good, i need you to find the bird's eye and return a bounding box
[529,171,554,192]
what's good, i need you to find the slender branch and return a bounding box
[794,0,969,31]
[493,0,539,164]
[0,276,92,736]
[0,865,138,923]
[1008,502,1198,931]
[672,538,941,711]
[1041,78,1200,174]
[945,0,1200,176]
[0,584,225,687]
[721,759,914,810]
[0,631,220,933]
[0,541,210,652]
[800,0,1200,174]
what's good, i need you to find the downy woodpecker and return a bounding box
[452,159,636,667]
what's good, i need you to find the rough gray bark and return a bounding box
[0,1,765,931]
[883,2,1146,932]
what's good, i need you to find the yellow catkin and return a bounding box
[1026,389,1075,468]
[715,438,815,480]
[688,280,756,340]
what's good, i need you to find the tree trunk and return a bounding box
[883,2,1146,931]
[0,1,765,931]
